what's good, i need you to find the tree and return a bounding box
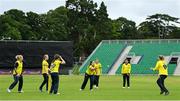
[0,9,35,40]
[169,27,180,38]
[0,13,22,40]
[0,23,21,40]
[137,21,155,38]
[112,17,137,39]
[94,1,113,40]
[4,9,26,23]
[66,0,98,56]
[4,25,22,40]
[45,6,69,41]
[1,3,180,57]
[138,14,180,39]
[26,12,47,40]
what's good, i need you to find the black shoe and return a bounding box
[165,92,169,96]
[160,91,164,95]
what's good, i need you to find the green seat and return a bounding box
[80,43,125,74]
[116,43,180,74]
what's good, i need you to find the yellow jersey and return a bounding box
[50,60,62,73]
[121,63,131,74]
[86,65,95,75]
[42,60,49,74]
[13,61,23,75]
[94,63,102,75]
[153,60,168,75]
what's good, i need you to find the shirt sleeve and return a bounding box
[153,61,159,71]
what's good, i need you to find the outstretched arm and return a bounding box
[150,62,159,71]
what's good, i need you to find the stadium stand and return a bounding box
[79,41,126,74]
[80,39,180,75]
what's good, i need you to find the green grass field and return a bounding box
[0,75,180,100]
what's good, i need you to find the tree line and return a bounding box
[0,0,180,57]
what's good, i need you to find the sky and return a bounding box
[0,0,180,25]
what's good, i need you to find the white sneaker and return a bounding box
[18,90,24,93]
[122,87,125,89]
[127,87,130,89]
[56,93,60,95]
[94,86,98,89]
[80,89,83,91]
[7,89,11,93]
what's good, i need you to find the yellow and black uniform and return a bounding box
[13,61,23,75]
[121,63,131,87]
[153,60,168,75]
[49,59,62,94]
[39,60,49,91]
[81,65,95,90]
[94,63,102,87]
[86,65,96,75]
[8,60,23,92]
[50,60,62,73]
[153,60,169,94]
[95,63,102,75]
[42,60,49,74]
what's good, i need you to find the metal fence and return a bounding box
[102,39,180,44]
